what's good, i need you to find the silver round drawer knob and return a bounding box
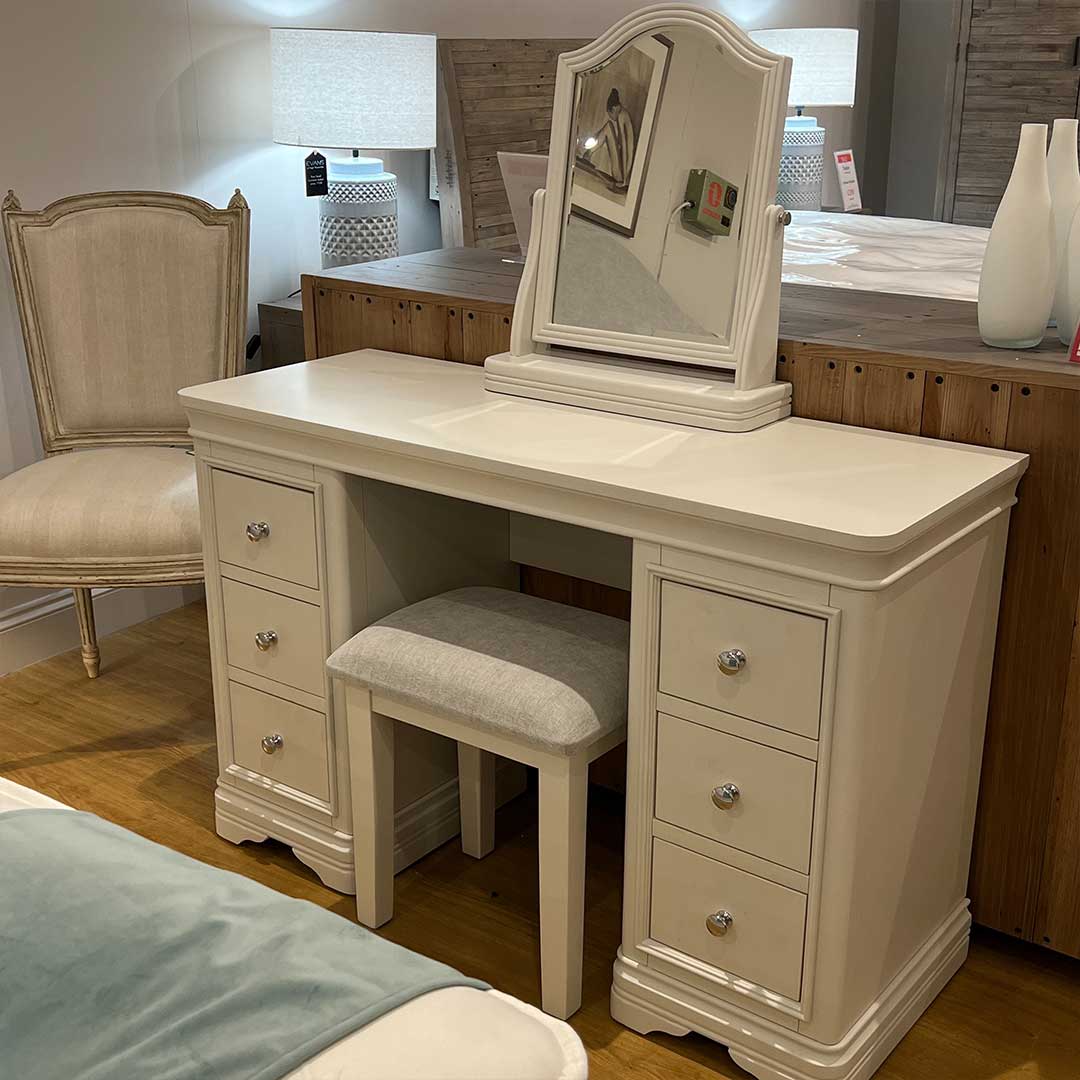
[261,733,284,754]
[254,629,278,651]
[246,521,271,543]
[716,648,747,675]
[711,783,741,810]
[706,910,734,937]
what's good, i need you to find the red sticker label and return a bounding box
[1069,317,1080,364]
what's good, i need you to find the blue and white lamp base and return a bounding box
[778,115,825,212]
[319,156,398,268]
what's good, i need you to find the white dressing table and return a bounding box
[182,7,1028,1076]
[181,348,1025,1080]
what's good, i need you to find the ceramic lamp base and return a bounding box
[778,115,825,212]
[319,156,398,269]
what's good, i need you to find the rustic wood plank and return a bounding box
[841,360,925,434]
[359,294,402,353]
[462,308,513,365]
[301,274,318,361]
[970,383,1080,943]
[921,372,1013,448]
[776,344,846,423]
[1035,597,1080,956]
[777,284,1080,389]
[407,301,453,362]
[437,38,587,249]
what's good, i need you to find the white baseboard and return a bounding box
[0,584,204,676]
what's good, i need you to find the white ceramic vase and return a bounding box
[1049,118,1080,336]
[978,123,1054,349]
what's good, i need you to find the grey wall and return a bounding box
[886,0,958,219]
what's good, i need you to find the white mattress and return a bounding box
[782,211,988,302]
[0,778,588,1080]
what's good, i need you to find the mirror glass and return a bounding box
[551,25,764,346]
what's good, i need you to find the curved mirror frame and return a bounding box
[531,4,789,370]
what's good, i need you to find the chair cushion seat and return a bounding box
[326,587,630,756]
[0,447,200,565]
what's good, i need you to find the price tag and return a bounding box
[833,149,862,212]
[1067,315,1080,363]
[305,151,328,197]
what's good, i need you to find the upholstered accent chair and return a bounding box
[0,190,249,677]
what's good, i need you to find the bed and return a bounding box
[0,777,588,1080]
[781,210,988,302]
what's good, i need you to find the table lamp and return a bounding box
[749,28,858,212]
[271,28,436,267]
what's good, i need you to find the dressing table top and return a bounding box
[181,350,1026,555]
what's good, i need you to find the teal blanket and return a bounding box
[0,809,487,1080]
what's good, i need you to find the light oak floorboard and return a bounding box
[2,600,1079,1080]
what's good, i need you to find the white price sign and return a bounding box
[833,149,862,212]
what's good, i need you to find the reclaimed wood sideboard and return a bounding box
[301,249,1080,962]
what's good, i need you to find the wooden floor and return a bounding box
[3,601,1080,1080]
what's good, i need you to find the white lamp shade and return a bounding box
[749,28,858,107]
[271,29,436,150]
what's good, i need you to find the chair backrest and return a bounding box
[435,38,587,252]
[2,189,249,453]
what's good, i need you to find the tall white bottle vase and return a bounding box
[1060,205,1080,347]
[979,123,1054,349]
[1049,118,1080,332]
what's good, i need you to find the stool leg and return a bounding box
[345,684,395,927]
[458,744,496,859]
[537,754,589,1019]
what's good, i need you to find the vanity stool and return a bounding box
[327,586,630,1019]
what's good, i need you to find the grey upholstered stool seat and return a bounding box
[326,587,630,754]
[328,586,631,1020]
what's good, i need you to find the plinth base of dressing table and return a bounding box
[485,351,792,432]
[611,903,969,1080]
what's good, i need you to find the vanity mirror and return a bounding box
[485,3,793,431]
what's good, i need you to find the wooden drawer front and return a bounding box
[212,470,319,589]
[650,839,806,1000]
[229,682,330,801]
[659,581,825,738]
[655,713,816,873]
[222,578,325,696]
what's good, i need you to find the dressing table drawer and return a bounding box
[212,469,319,589]
[650,838,806,1000]
[658,581,826,739]
[228,682,330,802]
[222,578,326,696]
[655,712,816,873]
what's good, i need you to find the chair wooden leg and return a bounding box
[458,743,496,859]
[537,753,589,1019]
[72,588,100,679]
[344,684,395,927]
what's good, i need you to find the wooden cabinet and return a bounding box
[301,249,518,365]
[945,0,1080,225]
[778,286,1080,961]
[298,246,1080,963]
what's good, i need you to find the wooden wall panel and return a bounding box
[436,39,588,251]
[776,346,845,422]
[921,372,1012,448]
[1035,612,1080,956]
[462,309,513,365]
[406,302,453,360]
[841,360,925,434]
[313,287,363,358]
[947,0,1080,225]
[970,383,1080,940]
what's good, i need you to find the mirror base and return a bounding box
[484,352,791,433]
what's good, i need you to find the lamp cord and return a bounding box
[659,201,693,279]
